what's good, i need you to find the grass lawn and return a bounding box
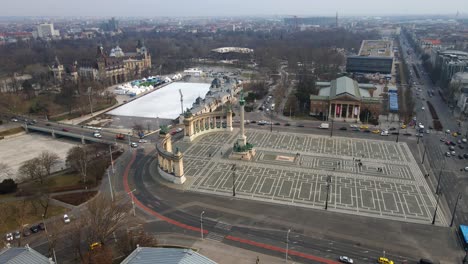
[45,173,82,188]
[0,127,24,137]
[0,200,67,234]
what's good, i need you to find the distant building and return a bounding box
[434,50,468,87]
[32,23,60,39]
[101,17,119,32]
[346,40,394,74]
[309,76,380,122]
[52,40,151,85]
[451,72,468,113]
[121,247,217,264]
[0,245,53,264]
[284,17,337,27]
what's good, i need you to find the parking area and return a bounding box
[176,128,445,225]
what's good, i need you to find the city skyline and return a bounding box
[0,0,466,17]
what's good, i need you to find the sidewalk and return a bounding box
[157,233,291,264]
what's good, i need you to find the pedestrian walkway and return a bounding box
[157,233,286,264]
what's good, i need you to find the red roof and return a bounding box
[423,39,441,45]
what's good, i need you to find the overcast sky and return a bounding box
[1,0,466,17]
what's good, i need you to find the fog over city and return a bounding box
[1,0,467,17]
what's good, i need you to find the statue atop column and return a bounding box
[230,90,255,160]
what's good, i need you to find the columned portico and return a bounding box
[183,110,233,142]
[156,133,185,184]
[329,100,361,122]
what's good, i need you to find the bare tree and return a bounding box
[82,193,130,245]
[67,146,90,183]
[18,158,45,184]
[116,229,158,256]
[38,151,60,178]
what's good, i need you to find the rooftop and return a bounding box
[0,246,52,264]
[120,247,217,264]
[358,40,393,57]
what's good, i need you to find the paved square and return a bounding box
[176,129,445,225]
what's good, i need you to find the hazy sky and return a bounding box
[1,0,466,17]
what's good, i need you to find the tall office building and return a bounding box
[33,23,60,39]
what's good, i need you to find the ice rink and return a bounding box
[108,82,210,119]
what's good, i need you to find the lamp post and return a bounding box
[325,175,331,210]
[109,145,115,174]
[127,189,136,216]
[330,119,334,138]
[42,214,57,263]
[396,120,400,143]
[285,229,291,263]
[128,132,131,147]
[432,192,440,225]
[88,86,93,116]
[231,164,236,197]
[200,211,205,239]
[436,158,446,195]
[421,138,427,164]
[450,192,462,227]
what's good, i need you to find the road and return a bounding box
[400,33,468,228]
[127,148,421,264]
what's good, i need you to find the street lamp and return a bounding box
[325,176,331,210]
[431,192,441,225]
[450,192,462,227]
[88,86,93,116]
[436,158,446,195]
[42,214,57,263]
[285,229,291,263]
[396,120,400,143]
[200,211,205,239]
[421,137,427,164]
[330,119,334,138]
[127,189,136,216]
[231,164,236,197]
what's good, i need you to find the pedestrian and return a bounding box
[221,151,223,155]
[338,161,340,166]
[353,157,355,161]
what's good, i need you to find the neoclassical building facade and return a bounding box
[309,76,381,122]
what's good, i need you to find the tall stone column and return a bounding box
[238,95,247,146]
[227,110,233,131]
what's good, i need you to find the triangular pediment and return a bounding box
[332,93,361,101]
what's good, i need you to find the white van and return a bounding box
[319,123,329,129]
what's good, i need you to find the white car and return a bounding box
[130,142,138,148]
[463,138,467,143]
[5,233,13,241]
[93,133,102,138]
[339,256,353,263]
[381,130,389,136]
[421,106,425,110]
[63,214,71,223]
[176,128,183,133]
[138,139,148,143]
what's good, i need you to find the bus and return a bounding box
[459,225,468,250]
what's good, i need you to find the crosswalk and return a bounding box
[214,221,232,231]
[206,232,225,242]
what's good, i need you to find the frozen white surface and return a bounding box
[108,82,210,119]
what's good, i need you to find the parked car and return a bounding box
[372,129,381,134]
[464,153,468,159]
[5,233,13,241]
[170,131,177,135]
[38,223,45,231]
[30,225,39,233]
[176,128,183,132]
[339,127,347,131]
[451,151,456,155]
[449,146,455,151]
[360,125,369,129]
[274,122,281,126]
[10,117,18,122]
[22,229,31,237]
[339,256,354,264]
[130,142,138,148]
[13,231,20,239]
[451,141,457,146]
[284,123,291,126]
[381,130,389,136]
[458,154,464,159]
[138,139,148,143]
[63,214,71,223]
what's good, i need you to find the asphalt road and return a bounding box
[400,34,468,228]
[125,147,449,264]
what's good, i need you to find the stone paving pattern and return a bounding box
[176,129,445,225]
